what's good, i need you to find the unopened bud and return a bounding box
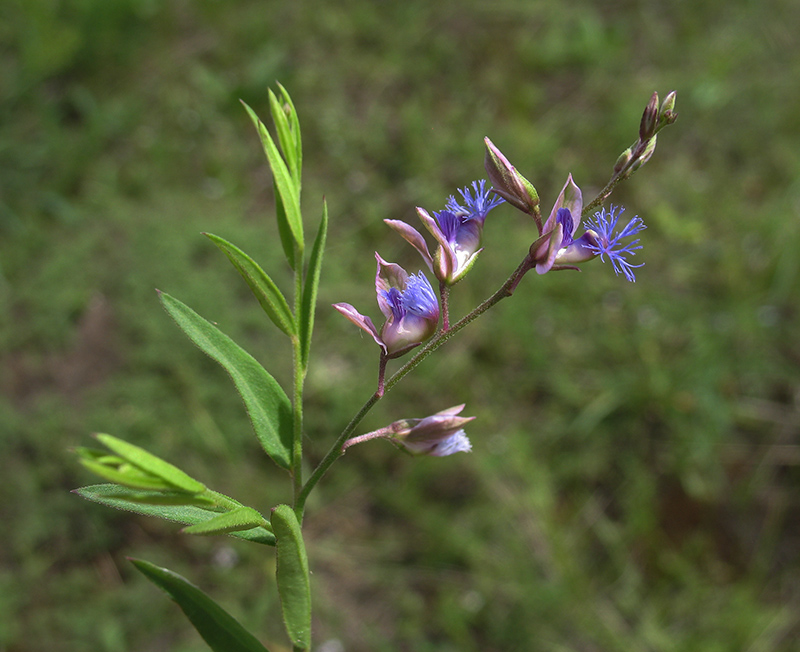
[614,147,633,174]
[484,138,540,215]
[658,90,678,128]
[639,92,659,141]
[630,135,658,174]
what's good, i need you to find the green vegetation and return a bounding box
[2,0,799,650]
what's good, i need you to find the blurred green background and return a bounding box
[2,0,799,650]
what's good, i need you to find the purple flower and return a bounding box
[531,174,597,275]
[385,180,503,284]
[390,404,474,456]
[333,254,440,357]
[529,176,646,281]
[583,206,646,282]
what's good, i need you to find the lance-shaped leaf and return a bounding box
[131,559,271,652]
[183,506,266,536]
[272,505,311,650]
[75,484,276,546]
[204,233,295,337]
[300,201,327,370]
[94,433,206,493]
[241,100,304,253]
[277,83,302,182]
[268,87,300,189]
[158,291,292,470]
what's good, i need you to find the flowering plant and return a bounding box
[73,86,676,651]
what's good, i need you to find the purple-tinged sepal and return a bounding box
[334,254,439,358]
[532,174,596,274]
[391,404,474,456]
[384,219,435,274]
[484,138,539,215]
[331,302,385,349]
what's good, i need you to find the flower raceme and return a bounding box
[333,254,440,358]
[385,180,504,285]
[484,138,648,281]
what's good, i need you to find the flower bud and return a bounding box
[614,147,633,174]
[639,91,659,141]
[390,405,474,456]
[658,90,678,128]
[484,138,539,215]
[629,135,657,175]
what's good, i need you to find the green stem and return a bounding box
[295,254,534,517]
[439,281,450,331]
[291,243,305,511]
[582,137,652,218]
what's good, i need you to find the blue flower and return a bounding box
[583,206,646,282]
[446,179,505,222]
[385,180,504,284]
[333,254,440,357]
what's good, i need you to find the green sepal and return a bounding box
[204,233,296,337]
[300,200,327,370]
[241,100,304,253]
[130,559,272,652]
[158,291,293,470]
[183,506,267,536]
[271,504,311,649]
[75,485,276,546]
[94,433,206,493]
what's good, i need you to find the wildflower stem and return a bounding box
[342,426,394,451]
[583,136,652,217]
[376,352,388,397]
[296,254,534,517]
[291,244,305,515]
[439,281,450,331]
[295,391,382,518]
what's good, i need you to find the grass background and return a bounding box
[2,0,799,650]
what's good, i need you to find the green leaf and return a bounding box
[300,201,327,370]
[131,559,271,652]
[278,83,303,182]
[204,233,296,337]
[183,506,266,536]
[268,88,299,188]
[277,83,302,183]
[79,458,173,491]
[273,179,298,269]
[271,504,311,649]
[75,485,276,545]
[94,433,206,494]
[241,100,303,252]
[158,292,293,470]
